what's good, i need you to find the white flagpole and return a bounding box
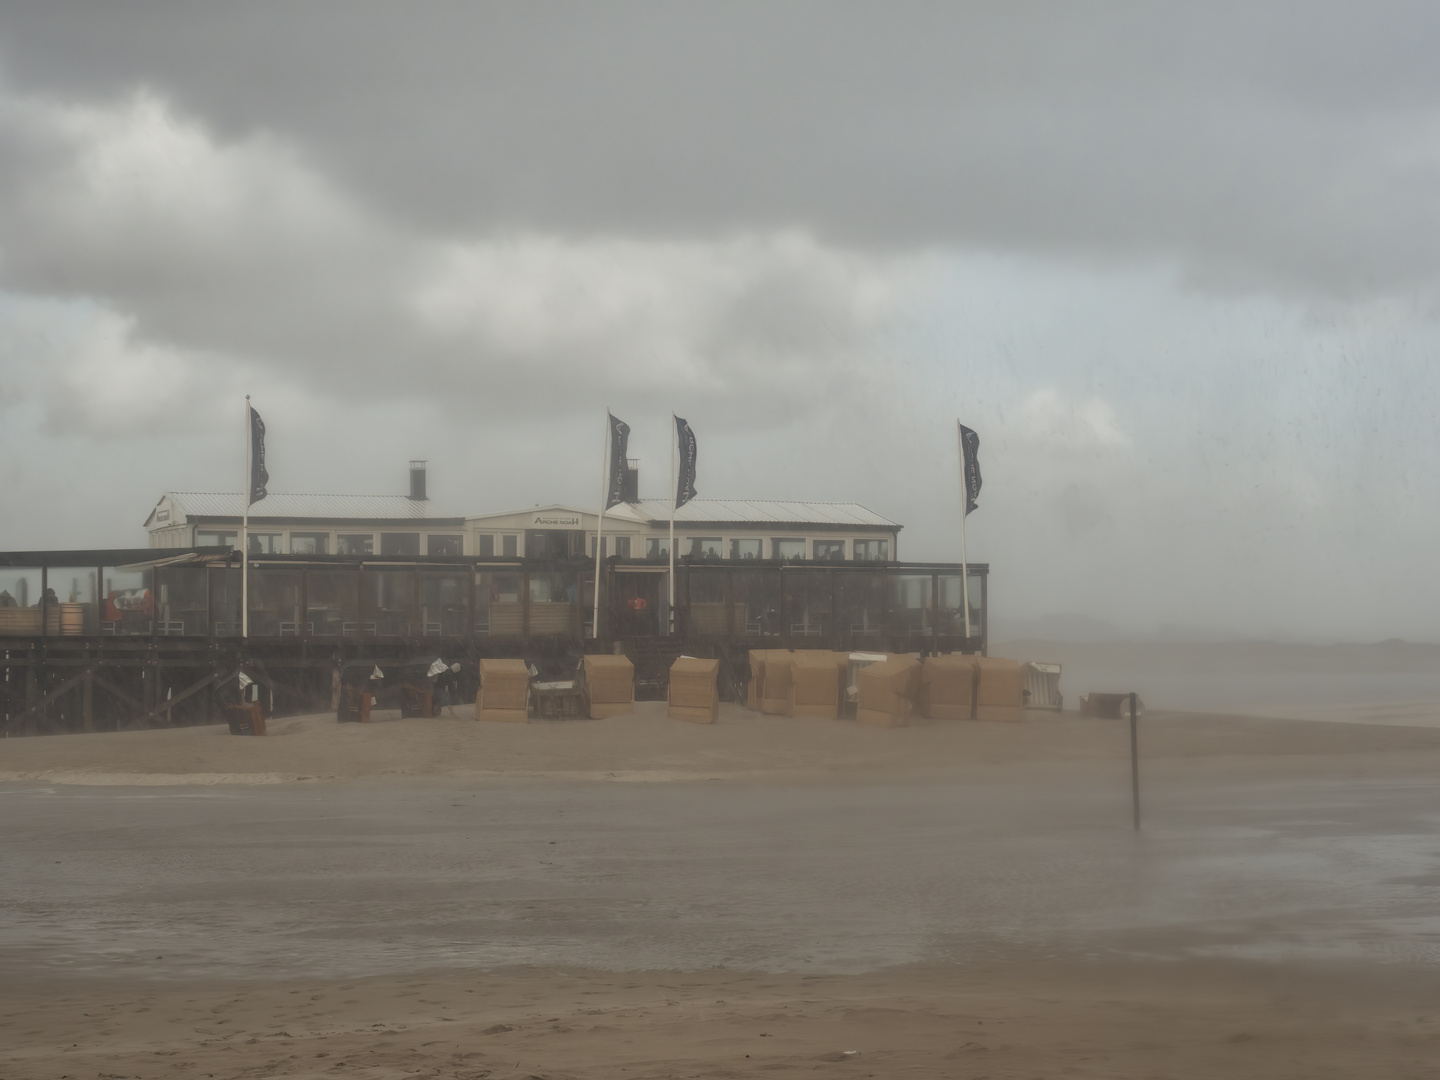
[957,420,971,644]
[242,396,251,639]
[592,410,610,641]
[668,414,677,636]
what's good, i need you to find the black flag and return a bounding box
[674,415,697,509]
[604,412,631,509]
[249,406,269,505]
[959,422,981,516]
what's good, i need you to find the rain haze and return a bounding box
[0,4,1436,639]
[7,7,1440,1079]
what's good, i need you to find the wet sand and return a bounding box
[6,698,1440,1077]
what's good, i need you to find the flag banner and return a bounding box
[674,415,698,509]
[605,412,631,508]
[959,422,981,516]
[249,406,269,505]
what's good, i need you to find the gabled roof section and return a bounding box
[153,492,465,524]
[624,499,900,528]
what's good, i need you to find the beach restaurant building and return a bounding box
[144,463,904,565]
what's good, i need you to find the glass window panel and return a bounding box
[309,569,360,637]
[156,566,208,636]
[419,572,469,635]
[813,540,846,562]
[247,533,283,554]
[646,537,670,559]
[730,538,762,560]
[336,534,374,556]
[589,536,607,559]
[102,569,154,636]
[380,533,420,556]
[687,537,723,560]
[613,535,631,558]
[478,570,523,636]
[427,534,463,557]
[196,530,237,547]
[248,568,303,637]
[853,538,889,562]
[476,534,495,557]
[773,538,804,561]
[290,532,329,555]
[737,569,781,637]
[501,534,518,558]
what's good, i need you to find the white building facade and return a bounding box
[147,495,900,562]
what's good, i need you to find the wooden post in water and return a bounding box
[1130,690,1141,831]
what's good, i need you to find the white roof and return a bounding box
[151,492,465,524]
[625,499,899,528]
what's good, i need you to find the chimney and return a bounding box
[622,458,639,503]
[409,460,427,501]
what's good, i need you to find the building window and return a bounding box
[197,530,237,547]
[427,534,463,556]
[730,538,762,560]
[501,534,518,558]
[646,537,670,559]
[381,533,420,556]
[614,535,631,559]
[476,534,495,557]
[772,538,805,561]
[687,537,723,560]
[853,538,889,562]
[813,539,845,562]
[290,532,330,555]
[336,534,374,556]
[589,536,607,559]
[247,533,283,554]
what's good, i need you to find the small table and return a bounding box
[532,680,585,720]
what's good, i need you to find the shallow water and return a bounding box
[5,769,1440,981]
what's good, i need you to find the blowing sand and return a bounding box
[6,693,1440,1078]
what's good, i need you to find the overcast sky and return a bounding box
[0,4,1436,641]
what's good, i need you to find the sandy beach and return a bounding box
[6,672,1440,1078]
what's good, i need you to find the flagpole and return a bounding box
[668,414,677,636]
[242,396,251,639]
[592,410,610,641]
[957,420,971,645]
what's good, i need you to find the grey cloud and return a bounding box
[5,3,1440,296]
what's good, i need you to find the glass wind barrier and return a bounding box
[936,573,984,638]
[686,570,737,637]
[419,572,470,636]
[837,572,886,638]
[364,569,415,636]
[888,574,932,638]
[49,567,100,636]
[477,570,523,637]
[783,570,833,639]
[0,568,48,636]
[248,568,303,637]
[737,569,781,637]
[210,567,242,636]
[308,569,361,637]
[103,568,155,636]
[155,566,208,636]
[528,571,578,636]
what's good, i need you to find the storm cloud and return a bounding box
[0,3,1436,640]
